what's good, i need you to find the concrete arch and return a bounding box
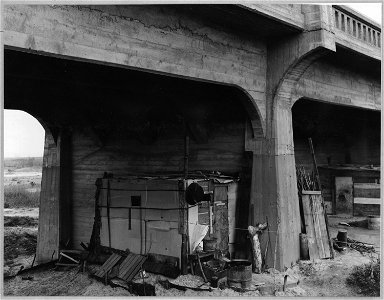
[272,47,331,116]
[5,48,265,141]
[291,53,381,111]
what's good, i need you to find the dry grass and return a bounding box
[4,228,37,262]
[4,184,40,208]
[4,216,38,227]
[346,258,380,297]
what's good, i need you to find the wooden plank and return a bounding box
[354,183,381,189]
[354,204,381,216]
[119,253,136,275]
[118,254,147,282]
[301,193,331,260]
[354,198,381,205]
[95,254,121,277]
[213,190,229,253]
[126,256,147,282]
[354,185,380,198]
[118,255,141,280]
[214,186,228,201]
[95,253,122,278]
[60,252,80,264]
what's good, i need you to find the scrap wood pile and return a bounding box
[87,249,155,296]
[296,166,319,192]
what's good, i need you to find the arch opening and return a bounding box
[3,109,47,272]
[292,98,380,216]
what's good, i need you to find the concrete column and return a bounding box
[36,128,72,263]
[255,101,301,270]
[271,102,301,269]
[36,131,60,263]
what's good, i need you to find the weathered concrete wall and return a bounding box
[295,58,381,110]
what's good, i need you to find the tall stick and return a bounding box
[180,126,189,274]
[107,180,112,249]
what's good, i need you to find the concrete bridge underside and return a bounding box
[3,4,381,270]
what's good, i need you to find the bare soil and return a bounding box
[3,246,378,297]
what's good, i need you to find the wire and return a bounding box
[97,204,198,211]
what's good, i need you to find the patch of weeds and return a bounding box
[299,262,315,276]
[4,185,40,208]
[4,230,37,261]
[4,216,38,227]
[346,258,380,297]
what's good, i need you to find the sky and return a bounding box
[3,3,382,158]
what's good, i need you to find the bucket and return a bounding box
[367,215,380,230]
[203,238,217,252]
[227,260,252,289]
[337,229,348,247]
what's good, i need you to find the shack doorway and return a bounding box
[292,99,380,216]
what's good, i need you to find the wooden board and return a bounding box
[353,204,380,216]
[118,253,147,282]
[354,198,381,205]
[354,183,380,198]
[353,183,381,216]
[95,253,122,278]
[213,185,229,253]
[335,177,353,215]
[302,192,331,260]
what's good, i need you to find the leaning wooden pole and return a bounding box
[180,127,189,274]
[308,138,334,259]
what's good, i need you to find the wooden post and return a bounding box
[107,180,112,249]
[248,223,267,273]
[59,129,72,249]
[180,129,189,274]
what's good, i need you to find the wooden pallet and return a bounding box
[118,253,147,282]
[94,253,122,278]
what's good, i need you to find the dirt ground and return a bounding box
[3,244,378,297]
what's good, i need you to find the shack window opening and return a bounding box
[131,196,141,206]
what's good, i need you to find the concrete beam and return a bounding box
[239,4,305,30]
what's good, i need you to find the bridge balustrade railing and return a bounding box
[333,6,381,48]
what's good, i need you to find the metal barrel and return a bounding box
[337,229,348,247]
[227,260,252,289]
